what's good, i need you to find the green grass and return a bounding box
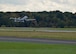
[0,31,76,40]
[0,41,76,54]
[0,27,76,31]
[0,27,76,54]
[0,27,76,40]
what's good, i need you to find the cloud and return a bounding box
[0,0,76,13]
[0,0,30,5]
[50,0,76,12]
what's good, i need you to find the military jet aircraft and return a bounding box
[10,16,36,22]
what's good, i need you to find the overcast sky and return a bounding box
[0,0,76,13]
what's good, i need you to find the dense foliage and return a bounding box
[0,10,76,27]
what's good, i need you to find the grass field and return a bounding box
[0,41,76,54]
[0,27,76,40]
[0,27,76,31]
[0,27,76,54]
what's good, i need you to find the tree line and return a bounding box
[0,10,76,28]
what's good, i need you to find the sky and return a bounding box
[0,0,76,13]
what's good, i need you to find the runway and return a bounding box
[0,37,76,44]
[36,30,76,32]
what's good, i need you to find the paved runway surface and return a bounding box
[37,30,76,32]
[0,37,76,44]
